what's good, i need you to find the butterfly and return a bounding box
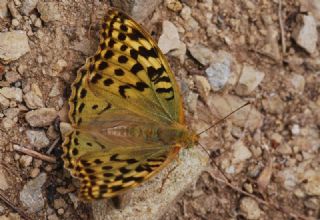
[62,8,199,200]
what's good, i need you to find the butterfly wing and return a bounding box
[63,9,186,200]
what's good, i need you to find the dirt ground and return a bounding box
[0,0,319,220]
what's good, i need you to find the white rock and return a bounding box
[23,91,44,109]
[158,20,180,54]
[0,170,9,190]
[291,124,300,135]
[0,0,8,18]
[290,73,305,93]
[37,1,61,22]
[240,197,262,220]
[26,130,50,149]
[0,31,30,62]
[293,15,318,54]
[19,155,33,168]
[232,141,252,164]
[205,51,233,91]
[21,0,38,15]
[0,87,22,102]
[235,64,265,96]
[25,108,57,127]
[186,91,198,113]
[188,44,214,66]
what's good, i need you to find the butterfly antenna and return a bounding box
[197,102,250,136]
[198,142,231,183]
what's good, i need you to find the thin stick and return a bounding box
[197,102,250,136]
[46,137,60,154]
[0,190,32,220]
[278,0,286,54]
[13,145,56,163]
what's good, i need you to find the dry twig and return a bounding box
[278,0,286,54]
[13,145,56,163]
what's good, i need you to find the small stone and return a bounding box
[158,21,181,54]
[0,87,22,102]
[0,170,9,190]
[2,117,15,130]
[235,64,265,96]
[0,0,8,18]
[37,1,61,22]
[25,108,57,127]
[188,44,215,66]
[21,0,38,15]
[59,122,72,137]
[30,168,40,178]
[47,214,59,220]
[165,0,182,12]
[53,198,67,209]
[48,80,61,97]
[303,174,320,196]
[0,31,30,62]
[291,124,300,135]
[4,108,20,119]
[33,18,42,28]
[231,141,252,164]
[11,18,19,26]
[293,15,318,54]
[262,95,285,114]
[5,72,21,83]
[0,94,10,110]
[270,133,283,145]
[194,75,211,99]
[304,197,319,210]
[19,173,47,213]
[186,91,198,113]
[205,51,234,91]
[26,130,50,149]
[23,91,44,109]
[19,155,33,168]
[180,5,199,31]
[290,73,305,93]
[240,197,262,220]
[7,1,21,19]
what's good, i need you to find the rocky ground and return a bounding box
[0,0,319,220]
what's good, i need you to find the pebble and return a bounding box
[0,94,10,110]
[30,168,40,178]
[293,15,318,54]
[290,73,305,93]
[185,91,198,113]
[0,31,30,62]
[7,1,21,20]
[37,1,61,22]
[158,20,181,54]
[240,197,262,219]
[262,95,285,114]
[52,59,67,73]
[180,5,199,31]
[188,44,215,66]
[300,0,320,23]
[47,214,59,220]
[235,64,265,96]
[19,155,33,168]
[2,117,15,130]
[0,170,9,190]
[26,130,50,149]
[291,124,300,135]
[25,108,57,127]
[0,87,22,102]
[165,0,182,12]
[21,0,38,15]
[207,94,263,131]
[303,174,320,196]
[0,0,8,18]
[231,141,252,164]
[5,71,21,83]
[194,75,211,99]
[23,91,44,109]
[205,51,233,91]
[53,198,67,209]
[48,80,61,97]
[59,122,72,137]
[19,172,47,213]
[3,108,20,119]
[11,18,19,26]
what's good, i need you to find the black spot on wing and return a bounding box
[91,74,103,83]
[119,85,131,98]
[138,46,158,59]
[131,62,143,74]
[135,82,149,91]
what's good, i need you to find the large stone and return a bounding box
[20,173,47,213]
[37,1,61,22]
[92,148,208,220]
[158,20,181,54]
[0,87,22,102]
[0,31,30,62]
[188,44,215,66]
[26,130,50,149]
[21,0,38,15]
[25,108,57,127]
[292,15,318,54]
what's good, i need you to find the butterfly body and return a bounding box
[62,9,197,200]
